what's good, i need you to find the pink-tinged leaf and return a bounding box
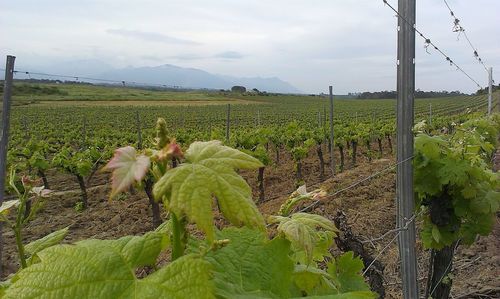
[166,141,184,159]
[104,146,150,199]
[157,140,184,162]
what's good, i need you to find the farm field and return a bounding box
[1,82,499,298]
[2,136,499,298]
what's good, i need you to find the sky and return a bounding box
[0,0,498,94]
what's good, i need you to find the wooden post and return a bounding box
[0,55,15,277]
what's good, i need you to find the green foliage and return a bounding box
[278,185,327,216]
[52,146,100,177]
[3,136,379,298]
[154,140,265,242]
[9,83,68,96]
[192,227,295,298]
[328,252,371,293]
[414,115,500,249]
[288,251,373,297]
[232,129,271,166]
[284,122,315,162]
[74,202,84,213]
[268,213,337,265]
[4,232,216,299]
[24,227,69,258]
[1,169,57,270]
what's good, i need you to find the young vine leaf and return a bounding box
[414,120,500,249]
[279,185,327,216]
[291,265,334,295]
[24,227,69,257]
[5,232,215,299]
[104,146,150,199]
[153,141,265,241]
[268,213,338,264]
[190,227,294,298]
[327,251,371,293]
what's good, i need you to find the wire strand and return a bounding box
[297,155,414,213]
[382,0,483,89]
[1,68,186,90]
[442,0,489,73]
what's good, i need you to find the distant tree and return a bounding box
[476,84,500,95]
[252,88,260,93]
[231,85,246,93]
[357,90,467,99]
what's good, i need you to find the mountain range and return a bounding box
[10,60,301,93]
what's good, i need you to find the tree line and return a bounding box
[354,89,467,99]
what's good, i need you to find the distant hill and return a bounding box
[97,64,301,93]
[3,61,301,94]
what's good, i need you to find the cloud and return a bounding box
[106,29,201,46]
[2,0,499,93]
[169,54,205,61]
[214,51,245,59]
[144,52,245,62]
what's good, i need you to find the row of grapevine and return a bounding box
[2,109,497,298]
[6,98,485,214]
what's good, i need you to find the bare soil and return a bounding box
[1,140,498,298]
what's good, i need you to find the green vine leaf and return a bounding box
[470,190,500,214]
[431,225,441,243]
[279,185,327,216]
[291,265,336,296]
[268,213,338,264]
[291,291,376,299]
[24,227,69,257]
[5,232,215,299]
[193,227,294,299]
[104,146,150,199]
[415,122,500,249]
[327,252,371,293]
[153,141,265,241]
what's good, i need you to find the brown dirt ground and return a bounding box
[1,140,498,298]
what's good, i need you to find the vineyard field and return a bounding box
[1,82,498,298]
[7,83,490,144]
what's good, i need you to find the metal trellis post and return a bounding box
[396,1,419,298]
[0,55,15,277]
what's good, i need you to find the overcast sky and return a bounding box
[1,0,498,94]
